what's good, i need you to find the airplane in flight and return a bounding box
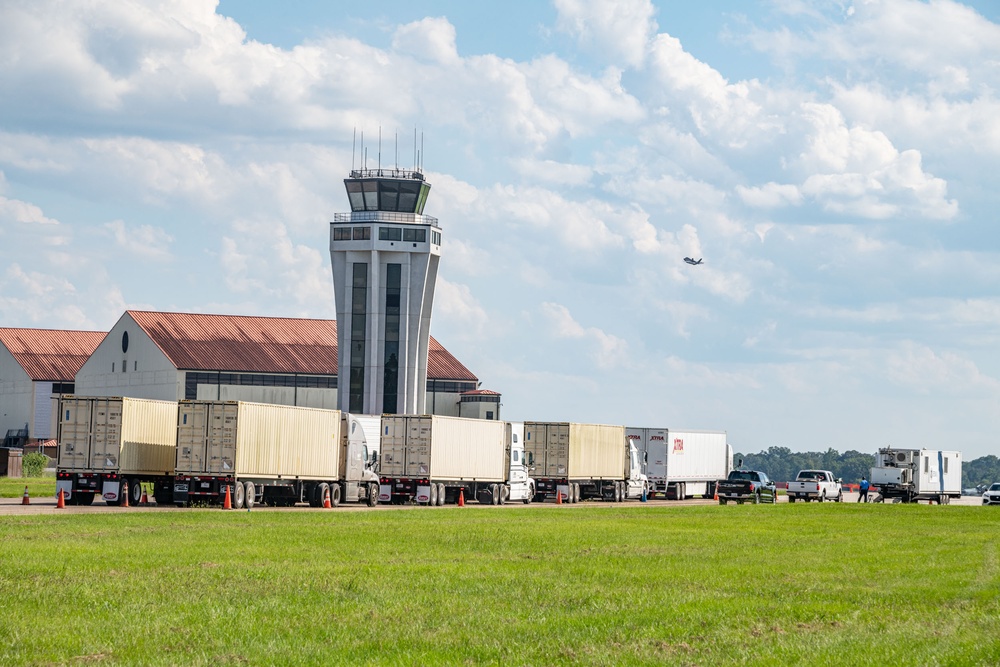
[683,257,703,266]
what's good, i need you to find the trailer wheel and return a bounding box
[489,484,499,505]
[367,482,379,507]
[78,492,95,506]
[428,483,438,507]
[244,482,255,509]
[128,479,143,506]
[233,481,245,509]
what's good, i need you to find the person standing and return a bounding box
[858,476,870,503]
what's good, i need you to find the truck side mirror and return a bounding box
[371,451,379,464]
[526,452,534,466]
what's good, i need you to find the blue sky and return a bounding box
[1,0,999,458]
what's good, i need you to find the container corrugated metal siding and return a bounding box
[176,401,340,479]
[57,397,177,475]
[525,422,626,480]
[380,415,505,481]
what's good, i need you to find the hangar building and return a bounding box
[73,310,490,415]
[0,328,104,442]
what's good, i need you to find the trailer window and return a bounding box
[924,457,929,473]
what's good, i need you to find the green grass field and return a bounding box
[1,504,998,666]
[0,475,55,498]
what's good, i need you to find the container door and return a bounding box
[89,398,123,471]
[405,417,432,477]
[176,403,208,474]
[206,403,238,474]
[379,417,407,477]
[57,398,92,470]
[548,424,568,477]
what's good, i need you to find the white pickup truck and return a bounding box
[786,469,843,503]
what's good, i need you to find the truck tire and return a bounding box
[244,481,255,509]
[367,482,379,507]
[524,484,533,504]
[489,484,499,505]
[752,493,760,504]
[788,496,796,503]
[330,484,341,508]
[719,498,727,505]
[129,479,144,506]
[233,481,245,510]
[79,492,95,506]
[836,491,843,503]
[429,483,438,506]
[819,491,826,503]
[499,485,509,505]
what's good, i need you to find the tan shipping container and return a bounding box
[524,422,626,480]
[380,415,507,481]
[57,397,178,475]
[176,401,340,479]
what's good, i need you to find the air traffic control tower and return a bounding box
[330,168,441,415]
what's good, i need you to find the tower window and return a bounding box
[349,263,368,413]
[352,226,371,240]
[403,228,426,243]
[383,263,401,414]
[379,227,402,241]
[333,226,352,241]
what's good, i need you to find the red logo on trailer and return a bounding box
[673,438,684,453]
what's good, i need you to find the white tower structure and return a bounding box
[330,167,441,415]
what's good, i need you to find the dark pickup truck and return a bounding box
[717,469,778,504]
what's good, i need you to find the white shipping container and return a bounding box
[380,415,507,481]
[631,428,730,483]
[524,422,626,480]
[176,401,341,479]
[57,397,178,475]
[914,449,962,496]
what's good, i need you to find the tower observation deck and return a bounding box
[330,168,441,415]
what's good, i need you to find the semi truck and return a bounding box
[870,447,962,504]
[628,427,731,499]
[524,421,648,503]
[378,415,534,505]
[55,396,178,506]
[173,401,380,508]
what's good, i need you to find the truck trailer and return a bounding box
[869,447,962,504]
[56,396,178,506]
[173,401,379,508]
[378,415,534,505]
[524,422,647,503]
[628,428,731,499]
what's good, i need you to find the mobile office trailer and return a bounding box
[378,414,534,506]
[524,422,647,503]
[55,396,178,506]
[870,447,962,504]
[173,401,379,509]
[628,428,731,499]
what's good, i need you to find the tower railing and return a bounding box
[348,168,424,181]
[332,212,439,227]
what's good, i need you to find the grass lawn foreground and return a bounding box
[1,503,998,666]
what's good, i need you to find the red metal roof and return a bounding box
[460,389,500,396]
[128,311,477,381]
[0,328,105,381]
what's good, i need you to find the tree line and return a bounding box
[735,447,999,490]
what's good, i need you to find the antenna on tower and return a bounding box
[413,128,417,172]
[421,131,425,173]
[351,127,356,172]
[361,130,365,170]
[395,131,398,171]
[378,127,382,172]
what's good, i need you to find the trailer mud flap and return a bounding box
[378,484,392,502]
[56,480,73,501]
[416,485,431,503]
[102,481,120,502]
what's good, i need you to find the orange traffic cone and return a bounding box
[713,483,718,502]
[57,488,66,509]
[556,489,563,504]
[323,487,332,509]
[140,488,149,506]
[458,488,465,507]
[223,484,232,510]
[21,486,29,505]
[122,481,130,508]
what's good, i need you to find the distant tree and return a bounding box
[734,448,875,484]
[964,456,1000,489]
